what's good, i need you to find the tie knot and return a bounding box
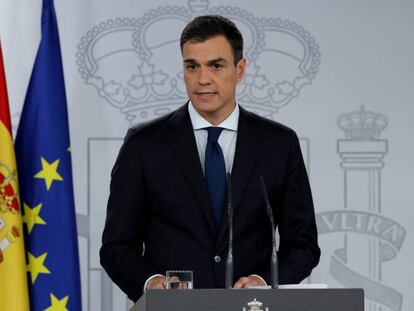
[206,127,224,143]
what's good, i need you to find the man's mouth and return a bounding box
[195,91,217,94]
[194,91,218,99]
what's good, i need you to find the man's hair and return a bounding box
[180,15,244,64]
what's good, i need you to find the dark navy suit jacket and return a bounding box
[100,104,320,301]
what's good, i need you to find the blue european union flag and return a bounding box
[15,0,82,310]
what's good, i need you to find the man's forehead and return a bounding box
[183,36,233,63]
[183,36,232,52]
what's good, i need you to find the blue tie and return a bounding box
[205,127,227,230]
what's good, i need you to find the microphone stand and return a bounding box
[225,173,233,289]
[260,175,279,289]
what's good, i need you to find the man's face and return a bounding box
[182,35,246,125]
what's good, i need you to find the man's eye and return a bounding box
[186,64,197,70]
[212,63,222,70]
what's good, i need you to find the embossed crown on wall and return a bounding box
[76,0,321,123]
[337,105,388,140]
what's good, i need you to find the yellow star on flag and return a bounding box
[34,157,63,190]
[22,202,46,234]
[27,252,51,283]
[44,293,69,311]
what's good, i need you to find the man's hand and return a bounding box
[233,275,266,289]
[146,275,167,290]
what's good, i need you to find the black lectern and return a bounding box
[131,288,364,311]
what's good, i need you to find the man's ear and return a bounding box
[236,58,247,83]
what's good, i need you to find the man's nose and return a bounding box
[198,67,212,85]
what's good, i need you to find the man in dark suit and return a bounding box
[100,15,320,302]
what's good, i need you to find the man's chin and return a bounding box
[191,100,217,111]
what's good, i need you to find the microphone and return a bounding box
[260,175,279,289]
[225,172,233,289]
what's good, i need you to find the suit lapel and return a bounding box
[216,107,261,246]
[167,104,216,235]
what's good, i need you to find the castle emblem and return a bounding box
[76,0,321,124]
[0,162,21,263]
[0,162,19,214]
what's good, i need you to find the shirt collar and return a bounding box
[188,101,239,131]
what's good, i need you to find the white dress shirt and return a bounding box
[188,101,239,174]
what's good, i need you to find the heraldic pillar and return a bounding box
[337,106,388,311]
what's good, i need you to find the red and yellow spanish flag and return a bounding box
[0,43,30,310]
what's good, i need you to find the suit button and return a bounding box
[214,255,221,263]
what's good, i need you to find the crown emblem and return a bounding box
[337,105,388,140]
[76,0,321,123]
[242,298,269,311]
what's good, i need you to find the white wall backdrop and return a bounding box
[1,1,413,310]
